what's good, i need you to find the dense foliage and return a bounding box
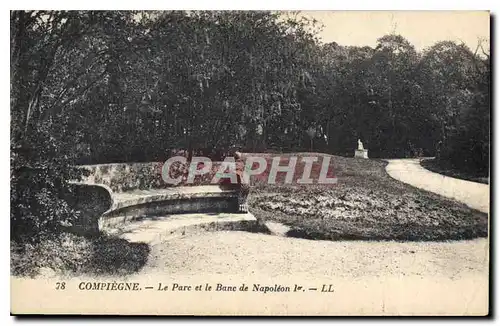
[10,11,489,242]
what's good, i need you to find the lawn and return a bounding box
[246,153,488,241]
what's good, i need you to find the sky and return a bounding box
[302,11,490,52]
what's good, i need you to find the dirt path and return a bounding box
[144,231,488,279]
[14,232,488,315]
[386,158,489,214]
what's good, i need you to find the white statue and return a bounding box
[357,139,364,150]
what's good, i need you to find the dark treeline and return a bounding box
[10,11,489,240]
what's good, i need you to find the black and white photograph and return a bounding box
[9,9,490,315]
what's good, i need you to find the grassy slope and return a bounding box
[247,153,488,241]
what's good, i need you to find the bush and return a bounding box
[11,232,150,277]
[10,123,86,244]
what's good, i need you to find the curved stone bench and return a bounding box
[66,180,257,242]
[73,162,252,235]
[99,186,242,229]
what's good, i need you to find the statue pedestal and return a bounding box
[355,149,369,159]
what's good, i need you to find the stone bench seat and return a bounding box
[99,185,243,229]
[109,186,239,211]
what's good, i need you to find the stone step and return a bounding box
[102,212,259,245]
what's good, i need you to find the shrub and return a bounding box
[11,232,150,277]
[11,123,86,244]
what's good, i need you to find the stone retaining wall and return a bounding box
[78,161,237,192]
[78,162,164,192]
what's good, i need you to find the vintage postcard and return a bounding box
[10,10,490,316]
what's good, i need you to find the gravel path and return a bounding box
[385,158,489,213]
[121,231,486,315]
[14,232,488,315]
[145,231,488,279]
